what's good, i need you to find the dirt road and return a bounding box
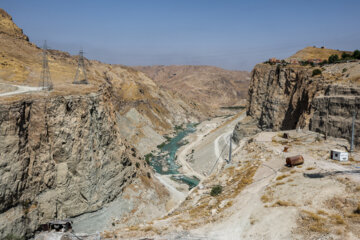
[0,83,43,97]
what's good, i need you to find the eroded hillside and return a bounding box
[134,65,250,110]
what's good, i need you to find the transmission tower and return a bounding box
[73,50,88,84]
[40,41,53,90]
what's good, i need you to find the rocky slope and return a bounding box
[134,65,250,110]
[0,87,171,238]
[233,55,360,146]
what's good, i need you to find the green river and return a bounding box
[150,123,200,189]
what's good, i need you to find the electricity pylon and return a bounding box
[73,50,88,84]
[40,41,53,90]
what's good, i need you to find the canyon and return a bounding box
[0,7,359,240]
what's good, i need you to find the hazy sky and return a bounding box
[2,0,360,70]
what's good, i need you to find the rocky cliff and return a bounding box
[0,87,171,238]
[234,60,360,146]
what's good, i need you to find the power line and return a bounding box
[73,49,89,85]
[40,40,53,91]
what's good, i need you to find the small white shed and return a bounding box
[330,150,348,161]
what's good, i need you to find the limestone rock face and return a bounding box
[234,62,360,146]
[0,89,145,238]
[247,64,320,130]
[310,85,360,146]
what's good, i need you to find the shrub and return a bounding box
[328,54,339,63]
[136,162,140,168]
[210,185,223,196]
[354,203,360,214]
[342,68,348,73]
[144,153,153,165]
[353,49,360,59]
[312,69,322,76]
[341,52,351,59]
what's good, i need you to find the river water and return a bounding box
[150,124,200,189]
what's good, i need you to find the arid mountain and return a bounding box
[288,46,352,61]
[134,65,250,108]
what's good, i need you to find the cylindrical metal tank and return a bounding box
[286,155,304,167]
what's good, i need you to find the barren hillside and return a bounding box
[288,46,352,61]
[134,65,250,108]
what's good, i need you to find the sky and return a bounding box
[2,0,360,70]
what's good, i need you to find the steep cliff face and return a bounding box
[234,61,360,146]
[0,87,168,238]
[310,85,360,146]
[246,64,320,130]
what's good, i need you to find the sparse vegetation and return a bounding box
[210,185,223,196]
[272,200,294,207]
[331,214,345,224]
[301,210,329,233]
[354,203,360,214]
[174,125,184,131]
[157,142,166,149]
[276,174,289,181]
[317,210,328,215]
[144,153,153,165]
[328,54,339,64]
[312,69,322,76]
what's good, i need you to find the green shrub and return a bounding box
[144,153,153,165]
[353,50,360,59]
[312,69,322,76]
[210,185,223,196]
[136,162,140,168]
[342,68,348,73]
[157,142,166,149]
[328,54,339,64]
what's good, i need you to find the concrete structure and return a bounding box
[330,150,348,161]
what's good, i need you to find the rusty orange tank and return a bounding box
[286,155,304,167]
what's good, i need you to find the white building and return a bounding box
[330,150,349,161]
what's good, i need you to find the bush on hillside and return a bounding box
[341,52,351,59]
[312,69,322,76]
[353,50,360,59]
[328,54,339,64]
[210,185,223,196]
